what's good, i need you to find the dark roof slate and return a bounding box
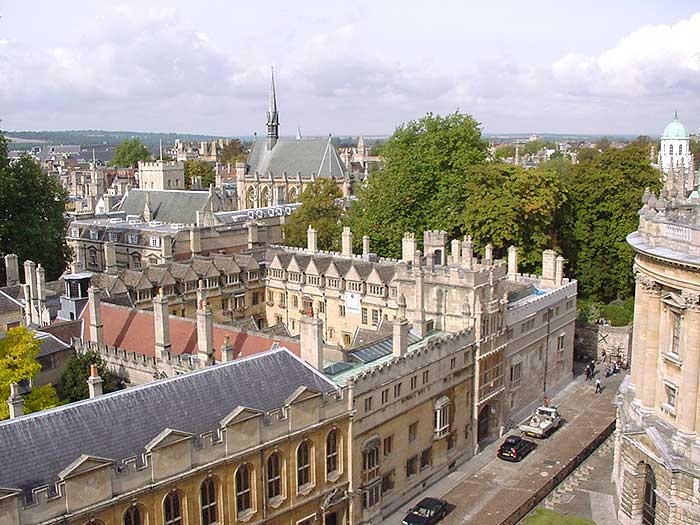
[118,189,212,225]
[247,139,346,178]
[0,348,336,495]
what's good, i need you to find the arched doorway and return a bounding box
[478,404,495,443]
[642,464,656,525]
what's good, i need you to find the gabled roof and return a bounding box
[144,267,176,287]
[118,189,213,225]
[0,288,23,315]
[169,263,199,282]
[246,139,346,179]
[79,302,299,360]
[0,348,336,495]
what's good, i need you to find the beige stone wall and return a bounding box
[575,321,633,363]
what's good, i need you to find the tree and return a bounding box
[283,178,343,251]
[493,145,515,160]
[458,164,567,273]
[346,111,488,257]
[110,138,151,167]
[184,160,215,189]
[0,133,70,282]
[219,139,247,165]
[57,349,121,403]
[555,143,661,302]
[0,326,60,420]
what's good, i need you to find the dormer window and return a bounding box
[89,230,99,240]
[368,284,384,296]
[70,227,80,237]
[288,272,302,283]
[347,281,363,293]
[127,234,139,245]
[226,273,240,285]
[247,270,259,281]
[205,277,219,289]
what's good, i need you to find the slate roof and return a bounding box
[117,189,212,225]
[246,139,346,178]
[79,302,300,360]
[35,332,70,357]
[0,288,23,314]
[39,319,83,345]
[0,348,337,495]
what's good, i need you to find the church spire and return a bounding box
[266,67,279,151]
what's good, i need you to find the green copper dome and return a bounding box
[662,113,689,140]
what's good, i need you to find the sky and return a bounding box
[1,1,700,136]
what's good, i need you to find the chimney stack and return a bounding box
[87,364,104,398]
[161,234,173,263]
[507,246,519,280]
[461,236,473,270]
[23,261,37,325]
[397,293,407,319]
[196,282,214,365]
[4,254,19,286]
[555,255,565,286]
[541,250,557,287]
[220,335,235,363]
[300,314,324,370]
[402,232,416,263]
[22,284,32,325]
[87,287,103,344]
[362,235,370,257]
[450,239,461,265]
[104,241,118,274]
[392,317,410,358]
[247,221,259,249]
[413,258,426,336]
[307,225,318,253]
[36,264,47,326]
[341,227,353,256]
[484,243,493,265]
[190,227,202,255]
[153,289,171,359]
[7,383,23,419]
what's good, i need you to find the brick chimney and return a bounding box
[4,254,19,286]
[300,314,324,370]
[307,225,318,253]
[341,227,353,256]
[153,289,171,359]
[392,317,410,358]
[87,364,104,398]
[196,282,213,365]
[87,287,103,344]
[7,383,23,419]
[104,241,118,274]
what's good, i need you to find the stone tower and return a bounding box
[266,67,280,151]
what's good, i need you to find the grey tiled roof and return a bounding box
[247,139,346,178]
[118,189,212,225]
[0,289,22,314]
[0,348,337,496]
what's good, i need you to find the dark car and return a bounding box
[497,435,536,462]
[401,497,449,525]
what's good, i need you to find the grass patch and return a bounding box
[524,508,596,525]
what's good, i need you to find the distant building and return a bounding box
[137,159,185,190]
[656,113,696,192]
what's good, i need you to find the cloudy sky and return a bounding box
[1,1,699,136]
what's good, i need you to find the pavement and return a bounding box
[383,366,624,525]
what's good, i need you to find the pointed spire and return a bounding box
[266,66,279,151]
[144,191,153,222]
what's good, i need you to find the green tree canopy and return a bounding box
[284,178,343,251]
[184,160,215,189]
[458,164,567,272]
[493,144,516,160]
[0,326,60,420]
[57,349,122,403]
[110,138,151,167]
[346,111,488,257]
[555,143,661,302]
[0,133,70,281]
[219,139,247,165]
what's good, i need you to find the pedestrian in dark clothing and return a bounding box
[585,365,591,381]
[595,378,602,394]
[590,360,596,375]
[601,350,606,364]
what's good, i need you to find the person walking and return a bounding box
[590,359,596,375]
[595,378,602,394]
[585,365,591,381]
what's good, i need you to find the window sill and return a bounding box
[434,428,450,440]
[237,509,256,522]
[268,495,286,509]
[662,352,683,368]
[660,403,677,418]
[326,470,342,483]
[297,482,315,496]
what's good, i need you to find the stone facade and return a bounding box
[614,155,700,523]
[575,321,633,363]
[137,160,185,190]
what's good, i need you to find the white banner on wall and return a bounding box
[345,292,361,313]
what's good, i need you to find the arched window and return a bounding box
[679,144,683,155]
[297,440,312,489]
[289,186,299,203]
[235,464,252,513]
[267,452,282,500]
[131,252,141,270]
[642,464,656,525]
[326,429,339,476]
[261,186,272,207]
[163,492,182,525]
[123,506,141,525]
[669,144,674,156]
[246,187,256,209]
[200,478,218,525]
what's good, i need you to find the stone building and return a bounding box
[338,135,382,177]
[656,113,696,191]
[0,348,351,525]
[236,69,351,210]
[614,175,700,521]
[136,159,185,190]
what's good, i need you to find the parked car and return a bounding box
[401,497,449,525]
[519,406,562,438]
[497,435,536,462]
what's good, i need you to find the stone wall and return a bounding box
[575,321,632,364]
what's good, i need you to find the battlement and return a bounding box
[138,160,183,171]
[505,278,577,326]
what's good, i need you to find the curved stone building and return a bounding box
[615,183,700,521]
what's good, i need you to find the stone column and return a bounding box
[630,278,649,395]
[450,239,461,265]
[680,297,700,433]
[641,283,662,408]
[462,236,473,270]
[190,227,202,255]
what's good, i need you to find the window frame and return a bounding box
[163,492,182,525]
[200,477,218,525]
[235,464,253,514]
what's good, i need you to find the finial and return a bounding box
[674,110,678,120]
